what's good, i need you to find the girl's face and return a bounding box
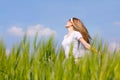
[65,21,73,28]
[65,21,74,32]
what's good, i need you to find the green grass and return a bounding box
[0,35,120,80]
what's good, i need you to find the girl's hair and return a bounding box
[70,17,91,44]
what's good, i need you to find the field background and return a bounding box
[0,35,120,80]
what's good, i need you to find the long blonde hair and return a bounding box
[70,17,91,44]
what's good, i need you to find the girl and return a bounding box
[62,17,92,61]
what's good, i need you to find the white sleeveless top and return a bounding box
[62,31,84,58]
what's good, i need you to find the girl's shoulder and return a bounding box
[74,31,82,35]
[73,31,82,39]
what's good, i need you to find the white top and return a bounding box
[62,31,84,58]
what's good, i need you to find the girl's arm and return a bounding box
[79,38,99,54]
[79,37,91,49]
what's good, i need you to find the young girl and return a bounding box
[62,17,92,60]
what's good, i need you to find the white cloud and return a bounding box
[26,24,56,37]
[8,26,24,36]
[108,42,120,52]
[114,21,120,26]
[8,24,57,37]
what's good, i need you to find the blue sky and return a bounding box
[0,0,120,50]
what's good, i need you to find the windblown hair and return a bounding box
[70,17,91,44]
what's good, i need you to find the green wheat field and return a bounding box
[0,35,120,80]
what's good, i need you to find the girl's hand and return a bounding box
[90,47,101,55]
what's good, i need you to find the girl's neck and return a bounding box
[68,29,74,34]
